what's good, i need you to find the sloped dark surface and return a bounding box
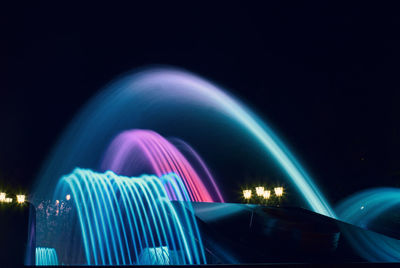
[192,202,399,264]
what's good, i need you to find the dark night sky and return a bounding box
[1,2,400,203]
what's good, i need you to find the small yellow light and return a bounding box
[255,186,265,197]
[243,189,252,200]
[263,190,271,199]
[16,195,25,204]
[274,187,284,197]
[5,197,12,203]
[66,194,71,201]
[0,192,6,202]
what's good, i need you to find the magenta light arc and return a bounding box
[101,129,223,203]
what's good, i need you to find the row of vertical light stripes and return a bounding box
[35,247,58,266]
[52,168,206,265]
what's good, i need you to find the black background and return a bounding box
[1,2,400,203]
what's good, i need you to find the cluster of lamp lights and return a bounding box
[54,194,71,204]
[243,186,284,201]
[0,192,26,204]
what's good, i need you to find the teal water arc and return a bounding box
[336,188,400,261]
[35,67,335,217]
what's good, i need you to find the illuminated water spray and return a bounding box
[52,168,206,265]
[336,188,400,261]
[101,129,223,202]
[32,66,400,263]
[34,67,334,217]
[35,247,58,266]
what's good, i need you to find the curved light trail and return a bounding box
[34,67,334,217]
[101,129,223,202]
[336,188,400,261]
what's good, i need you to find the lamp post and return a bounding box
[241,185,285,205]
[263,190,271,205]
[274,187,283,197]
[274,187,284,206]
[16,195,25,204]
[243,189,252,203]
[255,186,265,197]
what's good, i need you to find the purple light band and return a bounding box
[101,129,223,202]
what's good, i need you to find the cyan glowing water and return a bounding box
[52,168,206,265]
[336,188,400,261]
[31,66,400,263]
[34,67,334,217]
[35,247,58,266]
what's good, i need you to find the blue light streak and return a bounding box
[336,188,400,262]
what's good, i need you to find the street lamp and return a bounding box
[255,186,265,197]
[243,189,252,200]
[5,197,12,203]
[274,187,283,197]
[0,192,5,202]
[263,190,271,200]
[16,195,25,204]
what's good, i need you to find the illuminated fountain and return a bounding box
[34,67,334,217]
[35,248,58,266]
[31,66,340,265]
[34,129,216,265]
[47,168,205,265]
[28,66,400,264]
[101,129,223,202]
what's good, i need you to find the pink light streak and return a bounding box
[101,129,224,203]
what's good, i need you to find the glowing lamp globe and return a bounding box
[243,190,252,200]
[255,186,265,197]
[274,187,283,197]
[0,192,5,202]
[263,190,271,200]
[16,195,25,204]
